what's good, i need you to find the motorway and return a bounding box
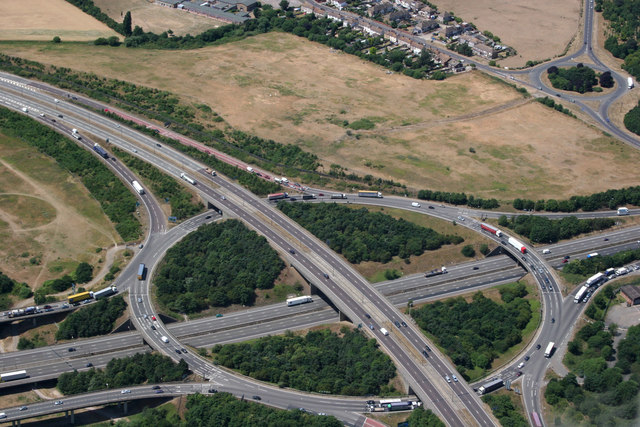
[1,2,640,421]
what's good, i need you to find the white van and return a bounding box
[411,202,421,208]
[161,336,169,343]
[542,249,551,254]
[380,328,389,336]
[0,413,6,419]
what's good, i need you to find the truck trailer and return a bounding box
[92,143,109,159]
[480,223,503,237]
[358,190,383,198]
[286,296,313,306]
[478,378,503,395]
[180,173,196,185]
[93,286,118,300]
[386,402,412,411]
[0,370,28,382]
[574,285,589,303]
[330,194,347,199]
[137,263,146,280]
[508,237,527,254]
[131,180,145,195]
[68,291,92,304]
[586,272,605,287]
[267,192,288,201]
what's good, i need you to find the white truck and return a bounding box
[628,77,634,89]
[411,202,421,208]
[71,128,81,140]
[180,173,196,185]
[380,328,389,336]
[544,342,555,358]
[131,180,145,195]
[246,166,254,173]
[161,336,169,343]
[21,107,28,113]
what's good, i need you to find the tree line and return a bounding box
[562,248,640,276]
[411,284,533,380]
[212,327,397,395]
[536,96,577,118]
[154,220,284,314]
[56,295,127,340]
[498,215,614,244]
[57,353,189,395]
[0,107,141,240]
[546,318,639,424]
[512,185,640,212]
[113,148,204,220]
[547,65,598,93]
[598,0,640,80]
[278,203,463,264]
[417,189,500,209]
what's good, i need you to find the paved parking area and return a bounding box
[606,303,640,329]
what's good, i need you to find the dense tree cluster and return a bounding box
[155,220,284,313]
[57,353,189,395]
[624,101,640,135]
[186,393,342,427]
[278,203,463,264]
[536,96,577,118]
[548,64,598,93]
[599,0,640,80]
[114,148,204,219]
[0,107,140,240]
[481,394,528,427]
[56,296,127,340]
[411,286,532,379]
[0,272,31,310]
[417,189,499,209]
[562,248,640,276]
[498,215,614,243]
[212,328,396,395]
[513,186,640,212]
[74,262,94,284]
[546,320,640,424]
[406,407,445,427]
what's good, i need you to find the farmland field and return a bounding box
[2,32,639,200]
[0,132,119,288]
[0,0,119,41]
[431,0,582,68]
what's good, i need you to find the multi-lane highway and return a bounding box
[1,5,640,421]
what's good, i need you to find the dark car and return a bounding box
[428,206,435,209]
[366,400,375,405]
[252,395,261,401]
[289,249,296,254]
[151,325,156,330]
[181,348,187,354]
[536,344,541,350]
[501,240,506,245]
[472,266,479,270]
[205,215,211,219]
[208,389,218,393]
[564,255,570,259]
[155,389,164,394]
[604,238,609,241]
[551,318,555,323]
[524,355,530,361]
[422,350,429,357]
[289,197,297,201]
[43,305,51,309]
[401,321,407,327]
[57,114,63,118]
[68,347,75,352]
[323,273,329,279]
[175,349,182,355]
[365,313,371,319]
[394,321,401,328]
[19,406,27,411]
[152,385,161,390]
[86,362,93,368]
[425,345,431,351]
[516,371,523,377]
[544,278,550,284]
[156,143,161,148]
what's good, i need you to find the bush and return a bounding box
[461,245,476,257]
[74,262,93,284]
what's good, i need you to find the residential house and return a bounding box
[413,19,438,34]
[444,25,462,38]
[368,1,394,17]
[389,9,410,21]
[330,0,348,10]
[472,43,497,59]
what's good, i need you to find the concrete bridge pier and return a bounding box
[11,419,21,426]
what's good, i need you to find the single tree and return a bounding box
[123,11,132,37]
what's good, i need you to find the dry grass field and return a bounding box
[431,0,582,67]
[0,0,119,41]
[3,32,639,201]
[0,133,120,289]
[94,0,224,36]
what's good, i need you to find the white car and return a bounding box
[445,375,451,383]
[121,389,131,394]
[517,362,525,369]
[54,400,63,405]
[452,374,458,382]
